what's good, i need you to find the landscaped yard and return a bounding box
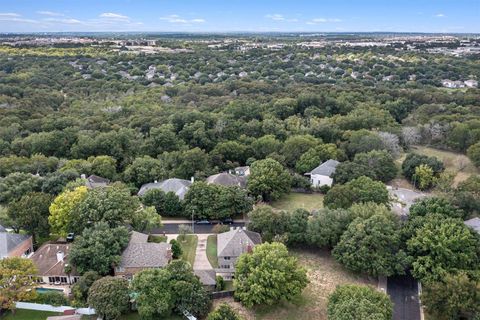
[148,234,167,243]
[206,235,219,268]
[1,310,61,320]
[271,192,324,212]
[176,234,198,266]
[82,313,182,320]
[213,248,376,320]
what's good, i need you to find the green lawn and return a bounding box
[82,313,182,320]
[1,310,61,320]
[176,234,198,266]
[206,235,219,268]
[148,235,167,243]
[271,193,324,212]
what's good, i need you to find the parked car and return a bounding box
[66,233,75,242]
[222,217,234,225]
[195,220,211,225]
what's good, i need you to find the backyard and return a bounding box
[176,234,198,266]
[271,192,324,212]
[206,235,219,268]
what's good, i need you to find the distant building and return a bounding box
[441,79,465,88]
[304,159,340,187]
[0,231,33,259]
[217,228,261,279]
[206,172,246,188]
[233,166,250,177]
[83,174,110,189]
[30,243,79,285]
[115,231,172,278]
[138,178,193,200]
[464,217,480,234]
[464,79,478,88]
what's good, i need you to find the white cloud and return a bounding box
[306,18,342,24]
[99,12,130,20]
[0,13,21,17]
[160,14,206,24]
[435,13,445,18]
[0,13,38,24]
[265,14,298,22]
[43,18,83,24]
[37,11,64,17]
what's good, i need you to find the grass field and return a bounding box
[148,235,167,243]
[270,193,324,212]
[206,235,219,268]
[212,248,376,320]
[1,310,60,320]
[82,313,182,320]
[176,234,198,266]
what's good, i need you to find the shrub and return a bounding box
[215,275,225,291]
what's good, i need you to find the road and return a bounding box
[387,273,421,320]
[151,222,246,234]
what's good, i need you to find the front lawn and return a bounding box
[271,193,324,212]
[1,309,61,320]
[148,235,167,243]
[176,234,198,266]
[206,235,219,268]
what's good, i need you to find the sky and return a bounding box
[0,0,478,33]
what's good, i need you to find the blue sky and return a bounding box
[0,0,478,33]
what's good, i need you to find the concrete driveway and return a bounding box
[193,234,213,270]
[388,186,427,216]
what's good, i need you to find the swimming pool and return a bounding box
[36,287,64,294]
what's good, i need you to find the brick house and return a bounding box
[30,243,79,285]
[0,231,33,259]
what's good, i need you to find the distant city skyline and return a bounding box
[0,0,479,33]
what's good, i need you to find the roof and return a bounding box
[0,224,6,232]
[0,232,31,258]
[47,316,82,320]
[85,174,110,189]
[138,178,192,199]
[194,269,216,286]
[30,243,78,277]
[464,217,480,234]
[119,232,171,269]
[206,172,246,188]
[305,159,340,177]
[217,228,262,257]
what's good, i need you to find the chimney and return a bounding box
[80,174,86,179]
[190,176,195,183]
[246,244,253,253]
[56,251,64,262]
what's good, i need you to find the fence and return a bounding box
[210,290,234,299]
[15,302,95,315]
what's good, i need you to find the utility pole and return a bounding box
[192,209,195,233]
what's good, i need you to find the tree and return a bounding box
[0,172,42,204]
[324,176,389,209]
[123,156,165,188]
[71,271,101,307]
[247,206,289,242]
[88,155,117,180]
[281,134,320,167]
[295,143,341,174]
[413,164,435,190]
[327,284,393,320]
[454,176,480,215]
[48,186,88,237]
[0,257,38,311]
[247,158,291,201]
[251,135,282,159]
[409,197,465,220]
[332,161,372,184]
[207,304,242,320]
[41,169,79,195]
[131,206,162,233]
[421,272,480,320]
[234,242,308,307]
[345,130,384,158]
[178,224,193,241]
[353,150,397,182]
[407,218,480,283]
[69,223,130,275]
[169,239,183,259]
[141,189,183,217]
[333,213,408,277]
[87,277,130,320]
[402,153,444,182]
[306,208,352,248]
[7,192,53,244]
[286,208,309,245]
[467,141,480,167]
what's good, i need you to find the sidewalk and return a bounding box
[162,219,246,224]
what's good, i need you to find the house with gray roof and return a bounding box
[206,172,246,188]
[30,243,79,285]
[137,178,192,200]
[115,231,172,278]
[0,231,33,259]
[304,159,340,187]
[84,174,110,189]
[464,217,480,234]
[217,228,261,278]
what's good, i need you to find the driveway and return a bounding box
[151,222,245,234]
[388,186,427,217]
[193,234,213,270]
[387,274,421,320]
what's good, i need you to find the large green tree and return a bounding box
[234,242,308,307]
[247,206,289,242]
[207,304,242,320]
[0,172,42,204]
[71,271,101,307]
[48,186,88,237]
[306,208,351,248]
[247,158,291,201]
[87,277,130,320]
[0,257,38,311]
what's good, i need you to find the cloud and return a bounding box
[0,13,21,17]
[0,13,38,24]
[435,13,445,18]
[265,14,298,22]
[160,14,206,24]
[43,18,83,24]
[37,11,64,17]
[306,18,342,24]
[99,12,130,21]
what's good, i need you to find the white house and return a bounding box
[305,159,340,187]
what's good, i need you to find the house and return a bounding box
[30,243,79,285]
[441,79,465,88]
[206,172,246,188]
[217,228,261,279]
[194,269,217,291]
[115,231,172,278]
[464,79,478,88]
[83,174,110,189]
[0,231,33,259]
[304,159,340,187]
[464,217,480,234]
[233,166,250,177]
[138,178,192,200]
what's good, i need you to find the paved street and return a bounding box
[387,274,421,320]
[152,222,245,234]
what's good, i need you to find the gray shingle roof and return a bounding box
[85,175,110,189]
[0,232,31,258]
[30,243,78,276]
[464,217,480,234]
[0,225,6,232]
[206,173,246,188]
[305,159,339,177]
[194,269,216,286]
[217,229,262,257]
[138,178,192,199]
[119,232,171,269]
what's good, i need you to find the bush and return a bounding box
[169,239,183,259]
[32,291,68,306]
[212,224,230,234]
[318,185,330,194]
[215,275,225,291]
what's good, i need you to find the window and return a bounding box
[224,257,231,260]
